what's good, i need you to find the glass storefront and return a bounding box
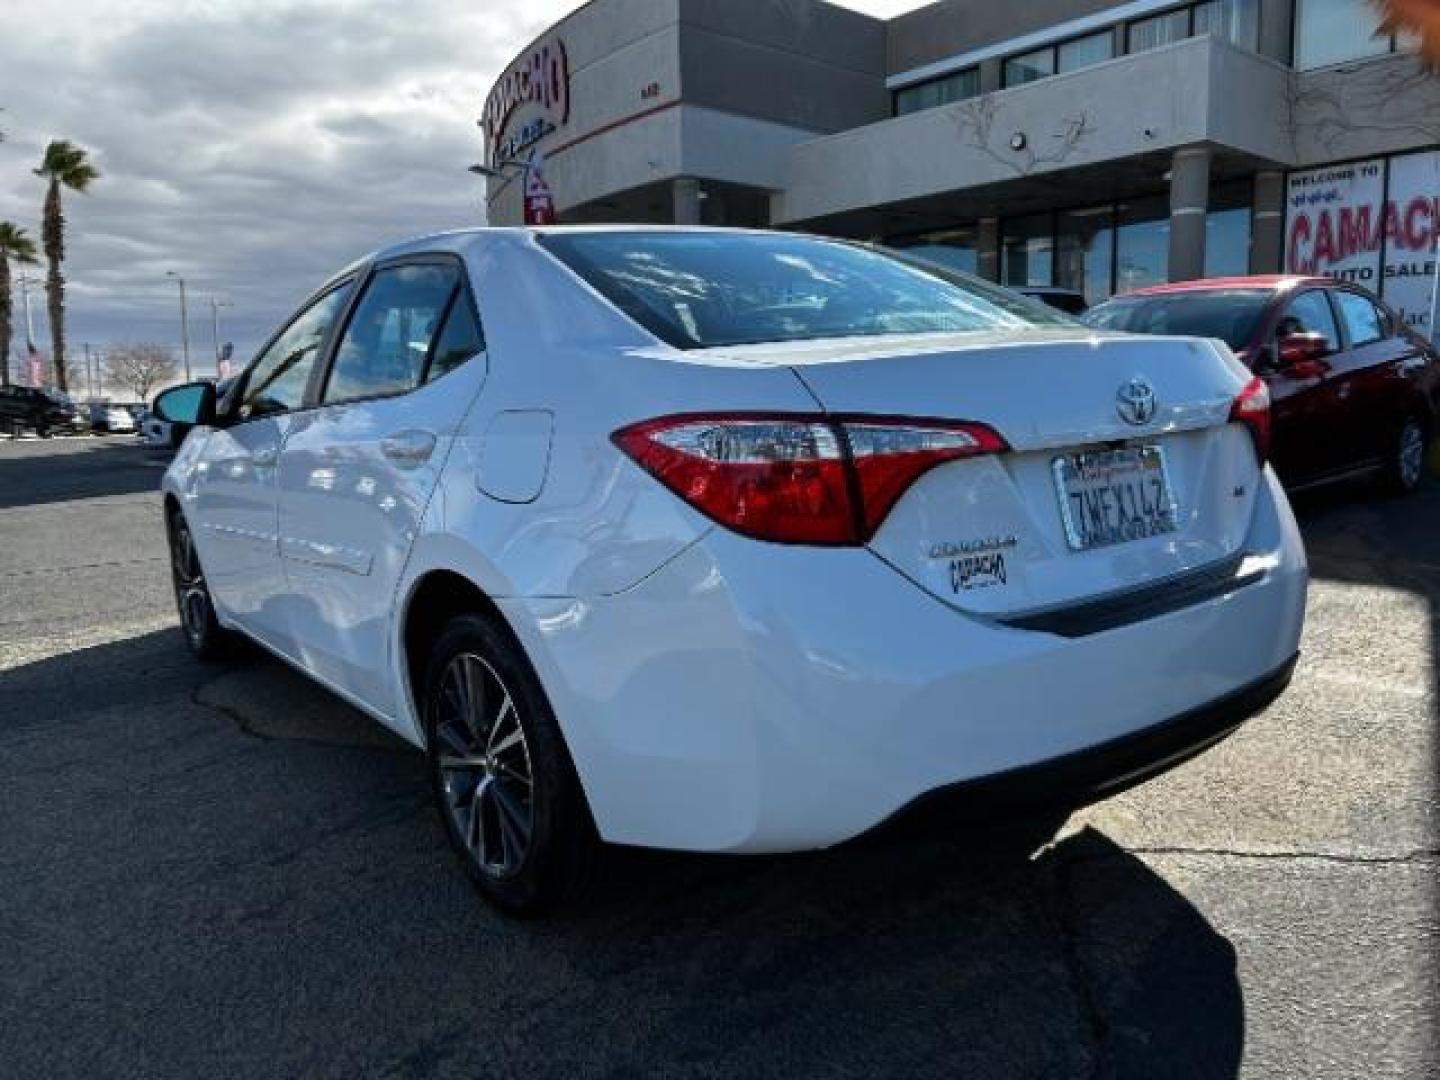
[1001,213,1055,286]
[891,226,979,275]
[1204,180,1253,278]
[1056,207,1116,306]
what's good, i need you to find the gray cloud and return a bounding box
[0,0,911,373]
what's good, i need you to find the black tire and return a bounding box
[1379,416,1428,496]
[423,614,599,915]
[166,507,237,661]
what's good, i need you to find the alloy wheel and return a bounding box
[170,516,211,644]
[432,653,535,879]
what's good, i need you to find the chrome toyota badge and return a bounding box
[1116,378,1158,426]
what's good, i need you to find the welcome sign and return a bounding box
[1286,152,1440,334]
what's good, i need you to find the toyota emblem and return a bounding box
[1116,378,1158,426]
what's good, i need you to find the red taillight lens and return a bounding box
[613,413,1007,545]
[1229,376,1271,465]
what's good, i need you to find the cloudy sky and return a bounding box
[0,0,921,373]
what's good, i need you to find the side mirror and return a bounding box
[153,381,217,427]
[1277,332,1330,379]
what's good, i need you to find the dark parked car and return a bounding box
[0,385,79,437]
[1084,276,1439,494]
[1017,286,1088,316]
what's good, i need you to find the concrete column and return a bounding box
[673,178,703,225]
[1168,146,1211,283]
[1250,169,1286,274]
[977,217,1001,282]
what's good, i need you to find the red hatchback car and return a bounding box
[1085,276,1440,494]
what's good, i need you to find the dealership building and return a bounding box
[482,0,1440,331]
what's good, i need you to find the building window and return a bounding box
[1127,9,1190,52]
[1115,195,1172,293]
[1003,48,1056,88]
[894,67,980,116]
[1056,206,1117,306]
[1058,30,1115,73]
[1204,179,1253,277]
[1193,0,1260,51]
[889,226,980,276]
[1294,0,1392,69]
[1002,213,1055,286]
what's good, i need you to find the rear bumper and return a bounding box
[884,651,1297,826]
[501,469,1307,854]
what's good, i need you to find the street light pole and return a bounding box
[208,296,232,374]
[166,271,192,382]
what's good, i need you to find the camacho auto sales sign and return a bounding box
[1286,152,1440,334]
[481,39,570,168]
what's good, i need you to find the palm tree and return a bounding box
[0,223,39,388]
[34,140,99,393]
[1373,0,1440,63]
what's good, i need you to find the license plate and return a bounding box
[1053,445,1178,552]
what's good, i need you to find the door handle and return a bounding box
[252,445,279,467]
[380,429,437,467]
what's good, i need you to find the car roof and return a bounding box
[1119,275,1329,297]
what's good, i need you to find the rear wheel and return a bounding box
[423,614,598,915]
[167,508,236,660]
[1381,417,1428,495]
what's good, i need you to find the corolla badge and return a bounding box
[1116,377,1158,426]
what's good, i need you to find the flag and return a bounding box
[26,342,43,388]
[523,149,557,226]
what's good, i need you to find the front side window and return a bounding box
[539,231,1068,350]
[1004,48,1055,87]
[324,263,478,405]
[1332,290,1385,346]
[238,283,353,421]
[1276,289,1341,349]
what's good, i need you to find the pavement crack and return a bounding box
[1079,843,1439,867]
[188,672,402,753]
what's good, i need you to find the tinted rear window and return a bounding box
[1082,290,1270,351]
[540,231,1070,349]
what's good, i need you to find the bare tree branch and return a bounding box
[104,344,177,402]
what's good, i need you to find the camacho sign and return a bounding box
[481,39,571,167]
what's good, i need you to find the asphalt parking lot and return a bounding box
[1,436,1435,1079]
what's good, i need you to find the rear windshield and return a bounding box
[1082,290,1269,351]
[539,231,1070,349]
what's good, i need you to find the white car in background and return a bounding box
[155,227,1308,913]
[85,401,137,434]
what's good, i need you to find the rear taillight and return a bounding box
[613,413,1007,545]
[1229,376,1271,466]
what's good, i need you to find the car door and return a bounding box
[1264,287,1345,486]
[184,280,354,646]
[1329,288,1409,469]
[274,256,487,720]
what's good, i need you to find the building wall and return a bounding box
[677,0,888,132]
[1290,53,1440,167]
[888,0,1120,75]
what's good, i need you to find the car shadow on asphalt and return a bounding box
[0,439,166,509]
[3,625,1247,1078]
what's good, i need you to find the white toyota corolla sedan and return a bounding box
[155,227,1307,912]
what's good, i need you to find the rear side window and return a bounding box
[324,262,480,404]
[1332,290,1384,347]
[540,230,1068,349]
